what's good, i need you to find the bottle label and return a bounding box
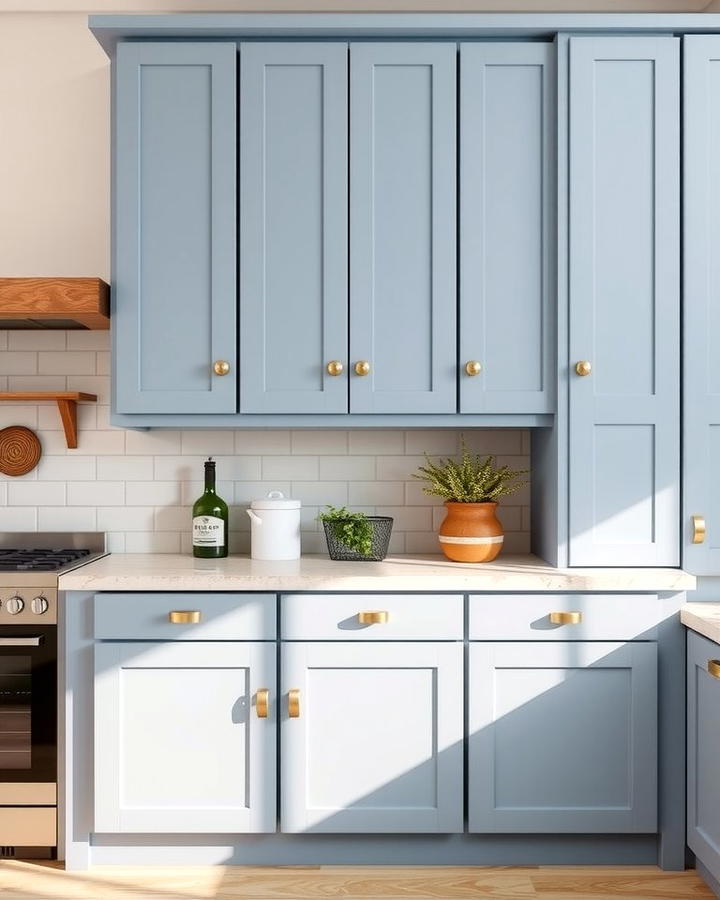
[192,516,225,547]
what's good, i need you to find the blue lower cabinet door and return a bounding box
[683,37,720,575]
[459,42,555,415]
[240,43,349,414]
[349,43,457,414]
[468,641,658,833]
[687,631,720,882]
[567,36,680,566]
[114,42,237,414]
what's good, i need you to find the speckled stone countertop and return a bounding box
[682,603,720,643]
[59,553,696,593]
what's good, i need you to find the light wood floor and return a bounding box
[0,863,711,900]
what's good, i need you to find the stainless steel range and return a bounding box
[0,532,105,857]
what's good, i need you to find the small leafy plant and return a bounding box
[412,440,527,503]
[318,505,373,557]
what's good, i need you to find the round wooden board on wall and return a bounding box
[0,426,42,477]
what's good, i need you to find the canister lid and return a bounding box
[250,490,301,510]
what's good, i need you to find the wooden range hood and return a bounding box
[0,278,109,329]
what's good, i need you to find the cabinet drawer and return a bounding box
[469,593,660,641]
[281,594,463,640]
[94,592,275,640]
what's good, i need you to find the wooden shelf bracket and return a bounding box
[0,392,98,449]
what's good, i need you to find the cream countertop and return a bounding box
[681,603,720,644]
[58,553,696,593]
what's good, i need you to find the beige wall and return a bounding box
[0,0,714,279]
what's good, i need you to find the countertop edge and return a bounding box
[682,604,720,645]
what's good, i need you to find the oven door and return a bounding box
[0,626,56,786]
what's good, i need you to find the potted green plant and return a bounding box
[412,441,527,563]
[318,506,394,561]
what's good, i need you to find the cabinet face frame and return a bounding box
[566,35,680,567]
[280,640,464,833]
[94,640,276,833]
[468,640,658,833]
[114,41,238,415]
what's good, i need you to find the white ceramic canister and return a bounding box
[246,491,302,561]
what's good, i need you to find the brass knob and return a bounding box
[213,360,230,376]
[288,689,300,719]
[326,360,344,377]
[358,610,390,625]
[354,360,371,376]
[256,688,269,719]
[692,515,707,545]
[168,610,201,624]
[465,361,482,377]
[549,611,582,626]
[708,660,720,680]
[575,361,592,377]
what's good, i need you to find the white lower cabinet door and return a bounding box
[468,641,658,833]
[281,641,463,833]
[94,641,276,833]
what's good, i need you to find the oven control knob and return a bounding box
[5,596,24,615]
[31,596,48,615]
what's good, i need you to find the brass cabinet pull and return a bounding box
[692,515,707,545]
[575,360,592,377]
[168,610,201,625]
[256,688,269,718]
[288,689,300,718]
[213,360,230,376]
[549,611,582,626]
[358,610,389,625]
[709,660,720,680]
[354,360,371,376]
[326,360,344,377]
[465,361,482,376]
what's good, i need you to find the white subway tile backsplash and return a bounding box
[319,456,376,481]
[38,506,96,530]
[8,481,65,506]
[292,430,348,455]
[97,456,153,481]
[0,332,530,555]
[262,455,318,481]
[9,332,66,351]
[38,351,95,375]
[67,481,124,506]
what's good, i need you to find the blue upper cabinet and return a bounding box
[683,37,720,575]
[349,43,457,414]
[459,43,555,415]
[114,42,237,414]
[239,43,349,414]
[567,36,680,566]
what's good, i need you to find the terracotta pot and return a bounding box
[438,501,504,563]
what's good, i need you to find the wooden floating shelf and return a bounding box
[0,278,109,329]
[0,393,98,449]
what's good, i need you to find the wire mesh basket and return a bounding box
[322,516,394,562]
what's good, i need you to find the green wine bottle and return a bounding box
[192,457,229,558]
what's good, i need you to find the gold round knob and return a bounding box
[326,360,344,377]
[575,360,592,377]
[465,361,482,377]
[213,360,230,376]
[354,360,371,376]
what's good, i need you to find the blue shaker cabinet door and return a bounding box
[459,43,555,414]
[240,43,349,414]
[683,38,720,575]
[349,43,457,414]
[568,37,680,566]
[469,641,658,834]
[114,42,237,414]
[687,630,720,883]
